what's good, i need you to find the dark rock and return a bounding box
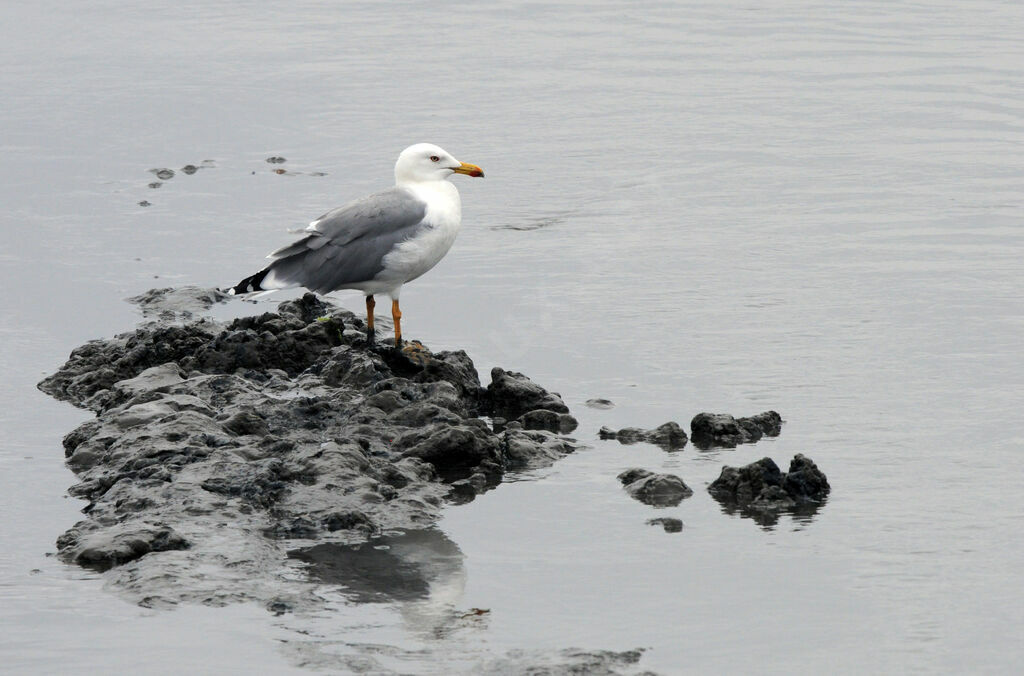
[486,367,569,419]
[518,408,579,434]
[599,421,687,450]
[138,200,151,207]
[148,181,162,189]
[708,454,830,525]
[646,517,683,533]
[266,156,287,164]
[617,469,693,507]
[149,168,175,180]
[585,398,615,409]
[690,410,782,449]
[783,453,830,501]
[181,164,198,175]
[395,424,501,474]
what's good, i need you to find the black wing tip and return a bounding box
[230,267,270,295]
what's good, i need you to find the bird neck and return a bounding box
[401,180,461,224]
[399,178,460,203]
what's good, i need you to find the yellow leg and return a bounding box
[392,299,402,347]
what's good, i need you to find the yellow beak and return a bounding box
[452,162,484,177]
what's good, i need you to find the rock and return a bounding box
[585,398,615,409]
[127,286,230,321]
[690,410,782,449]
[181,164,198,175]
[599,421,688,450]
[518,408,579,434]
[56,522,189,571]
[617,468,693,507]
[149,168,175,180]
[783,453,831,501]
[38,289,581,607]
[395,424,501,474]
[486,367,570,419]
[708,454,830,525]
[646,517,683,533]
[265,156,287,164]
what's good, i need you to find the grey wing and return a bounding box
[264,187,427,293]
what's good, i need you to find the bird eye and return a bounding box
[430,155,440,162]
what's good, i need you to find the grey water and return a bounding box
[3,0,1024,673]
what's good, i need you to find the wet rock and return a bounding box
[617,469,693,507]
[646,517,683,533]
[519,408,579,434]
[148,181,162,189]
[395,424,501,474]
[486,367,570,419]
[138,200,151,207]
[38,290,581,606]
[181,164,198,175]
[708,454,829,524]
[585,398,615,409]
[149,168,175,180]
[599,422,687,450]
[56,522,189,571]
[690,410,782,449]
[128,286,230,321]
[266,156,287,164]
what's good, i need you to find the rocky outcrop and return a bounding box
[38,291,581,603]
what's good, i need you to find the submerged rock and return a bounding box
[646,517,683,533]
[689,410,782,449]
[38,291,581,607]
[617,468,693,507]
[599,422,688,450]
[708,454,830,526]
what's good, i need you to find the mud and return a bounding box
[38,289,582,608]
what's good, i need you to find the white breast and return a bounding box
[377,181,462,288]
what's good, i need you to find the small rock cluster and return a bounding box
[708,454,830,526]
[599,422,688,450]
[689,410,782,449]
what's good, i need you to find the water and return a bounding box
[3,1,1023,672]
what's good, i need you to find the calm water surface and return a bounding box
[2,1,1023,673]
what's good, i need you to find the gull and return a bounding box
[229,143,484,347]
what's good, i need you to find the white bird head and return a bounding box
[394,143,484,185]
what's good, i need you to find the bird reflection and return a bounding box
[289,528,474,638]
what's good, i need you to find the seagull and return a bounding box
[229,143,484,347]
